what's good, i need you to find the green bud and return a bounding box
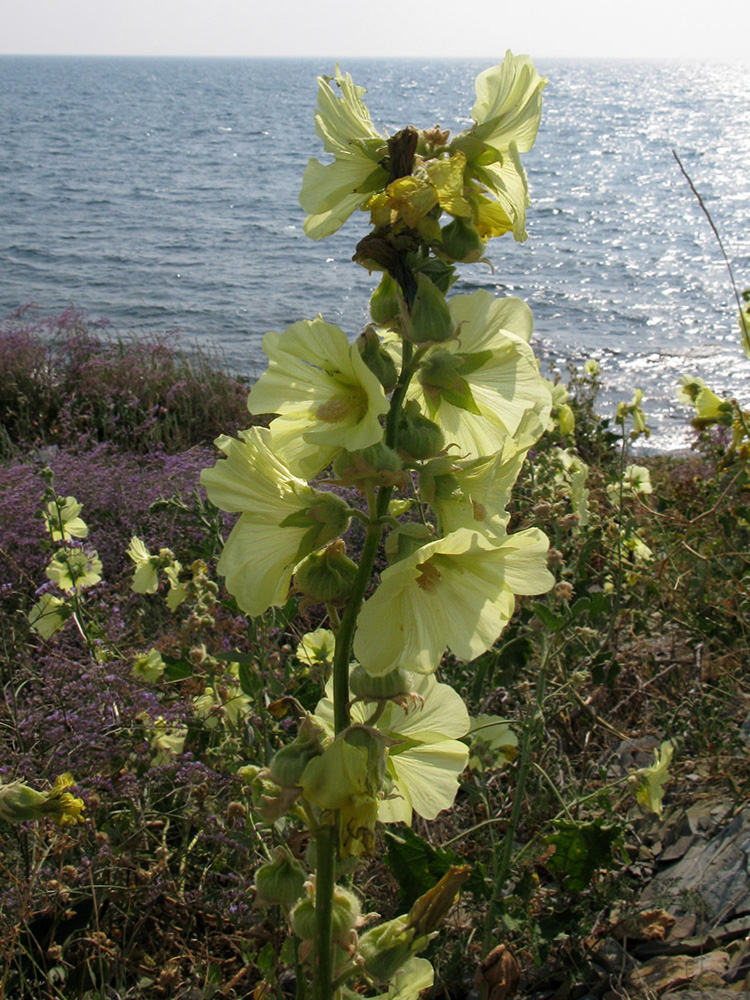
[418,351,481,415]
[405,274,454,345]
[349,664,414,703]
[283,491,352,563]
[418,458,463,505]
[398,400,445,460]
[384,523,434,564]
[333,443,405,489]
[357,326,399,393]
[439,216,486,263]
[294,540,358,605]
[254,846,307,906]
[358,916,423,984]
[291,884,361,944]
[369,273,402,326]
[269,718,325,789]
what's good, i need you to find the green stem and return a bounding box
[312,826,335,1000]
[312,338,417,1000]
[482,636,550,957]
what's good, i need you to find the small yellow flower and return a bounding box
[127,536,160,594]
[28,593,69,639]
[44,497,88,542]
[0,773,85,827]
[46,547,102,592]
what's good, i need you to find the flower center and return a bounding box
[416,560,441,593]
[316,387,367,424]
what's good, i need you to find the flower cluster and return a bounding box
[200,55,554,999]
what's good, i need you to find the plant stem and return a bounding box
[312,826,335,1000]
[312,339,416,1000]
[483,635,550,956]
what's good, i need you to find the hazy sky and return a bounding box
[2,0,749,61]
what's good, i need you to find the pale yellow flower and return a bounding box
[406,290,552,461]
[132,648,166,683]
[46,547,102,592]
[354,526,553,675]
[28,593,69,639]
[315,672,470,824]
[127,536,159,594]
[246,317,388,478]
[44,497,88,542]
[200,427,350,616]
[299,66,389,239]
[450,52,547,242]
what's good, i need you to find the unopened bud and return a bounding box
[440,216,486,263]
[405,274,454,345]
[269,718,325,789]
[357,326,398,392]
[294,540,357,604]
[384,523,434,564]
[398,400,445,460]
[369,273,402,326]
[254,846,307,906]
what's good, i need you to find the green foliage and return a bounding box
[545,820,623,892]
[385,827,487,910]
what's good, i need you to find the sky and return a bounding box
[2,0,749,61]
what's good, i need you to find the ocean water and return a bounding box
[1,55,749,450]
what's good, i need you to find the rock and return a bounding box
[641,806,750,925]
[659,834,697,864]
[627,951,730,993]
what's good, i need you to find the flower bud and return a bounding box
[294,540,358,605]
[369,273,402,326]
[418,461,463,506]
[398,400,445,460]
[254,846,307,906]
[357,326,399,393]
[349,664,414,703]
[269,718,326,789]
[439,216,486,263]
[405,274,454,345]
[333,443,405,489]
[358,916,423,984]
[291,884,361,945]
[384,523,434,565]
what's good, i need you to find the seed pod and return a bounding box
[440,216,486,263]
[405,274,454,345]
[349,664,413,702]
[294,540,357,605]
[254,846,307,906]
[269,718,325,789]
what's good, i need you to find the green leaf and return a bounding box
[531,602,566,633]
[568,596,591,621]
[237,660,256,698]
[214,650,256,665]
[255,941,275,976]
[384,827,488,910]
[545,820,621,891]
[160,652,193,681]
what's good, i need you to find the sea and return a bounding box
[1,56,750,451]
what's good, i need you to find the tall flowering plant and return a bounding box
[202,54,553,1000]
